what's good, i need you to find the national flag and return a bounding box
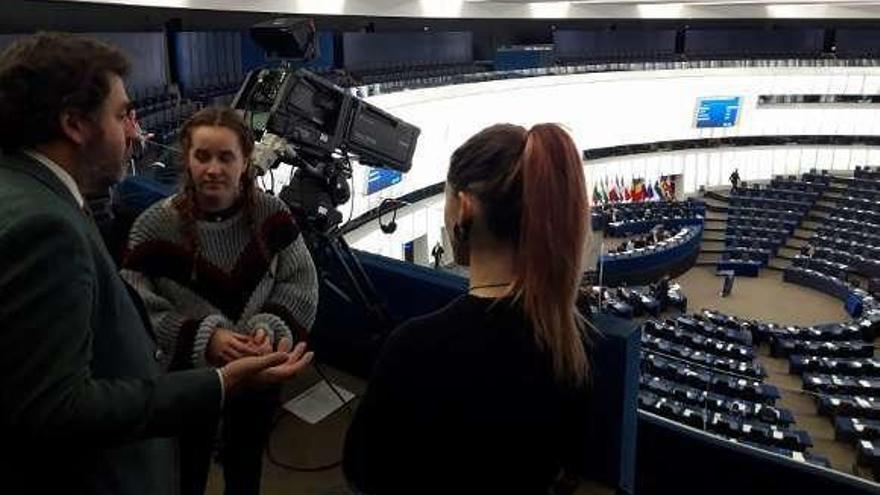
[608,178,619,202]
[634,180,646,202]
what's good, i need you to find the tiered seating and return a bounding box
[835,417,880,442]
[803,373,880,398]
[770,236,880,479]
[724,234,781,253]
[641,333,764,377]
[819,395,880,420]
[818,394,880,476]
[727,214,797,235]
[642,353,779,403]
[757,320,872,344]
[601,223,704,285]
[786,171,880,318]
[728,194,812,213]
[783,265,877,317]
[638,391,813,451]
[815,217,880,248]
[131,85,177,119]
[770,177,828,194]
[592,200,705,236]
[185,73,244,104]
[791,254,849,279]
[696,309,760,340]
[809,241,880,279]
[352,62,489,87]
[771,339,874,359]
[644,320,756,361]
[716,180,822,276]
[640,374,795,426]
[137,100,202,146]
[733,186,821,203]
[579,284,688,320]
[855,166,880,182]
[638,311,825,457]
[791,356,880,376]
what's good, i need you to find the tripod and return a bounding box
[308,228,394,334]
[289,205,396,377]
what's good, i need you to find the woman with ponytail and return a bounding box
[344,123,592,494]
[121,106,319,495]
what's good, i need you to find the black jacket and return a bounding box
[0,153,222,495]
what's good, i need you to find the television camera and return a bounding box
[234,67,420,235]
[233,29,421,374]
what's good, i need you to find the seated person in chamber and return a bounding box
[121,107,319,495]
[343,123,593,494]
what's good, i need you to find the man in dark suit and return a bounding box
[0,33,314,495]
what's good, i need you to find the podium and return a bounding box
[719,270,736,297]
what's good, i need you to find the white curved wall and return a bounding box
[61,1,880,20]
[332,67,880,261]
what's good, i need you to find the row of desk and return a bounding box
[602,224,702,277]
[783,266,876,317]
[640,374,795,427]
[728,195,811,212]
[639,391,813,452]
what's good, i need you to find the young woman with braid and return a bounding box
[343,123,593,494]
[121,107,318,495]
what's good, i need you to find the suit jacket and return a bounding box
[0,153,222,495]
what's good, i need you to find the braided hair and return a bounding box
[174,106,268,275]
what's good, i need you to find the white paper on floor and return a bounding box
[282,380,355,425]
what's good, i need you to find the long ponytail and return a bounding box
[447,123,590,385]
[514,125,589,385]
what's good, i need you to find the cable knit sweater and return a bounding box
[120,191,318,371]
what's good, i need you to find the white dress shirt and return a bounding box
[23,150,84,208]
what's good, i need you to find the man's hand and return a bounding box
[220,339,314,393]
[206,328,261,366]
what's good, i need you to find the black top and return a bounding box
[343,294,591,495]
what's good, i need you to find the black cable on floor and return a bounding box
[265,361,357,473]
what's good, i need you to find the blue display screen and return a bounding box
[366,168,403,195]
[695,97,741,128]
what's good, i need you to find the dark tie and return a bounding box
[81,203,99,230]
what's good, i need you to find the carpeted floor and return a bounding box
[205,264,873,493]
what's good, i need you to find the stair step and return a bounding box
[768,259,792,270]
[701,248,727,254]
[705,212,728,220]
[697,253,722,264]
[704,191,730,203]
[779,246,801,256]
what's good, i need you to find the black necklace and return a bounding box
[468,282,512,292]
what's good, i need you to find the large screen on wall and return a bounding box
[695,96,741,128]
[366,168,403,195]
